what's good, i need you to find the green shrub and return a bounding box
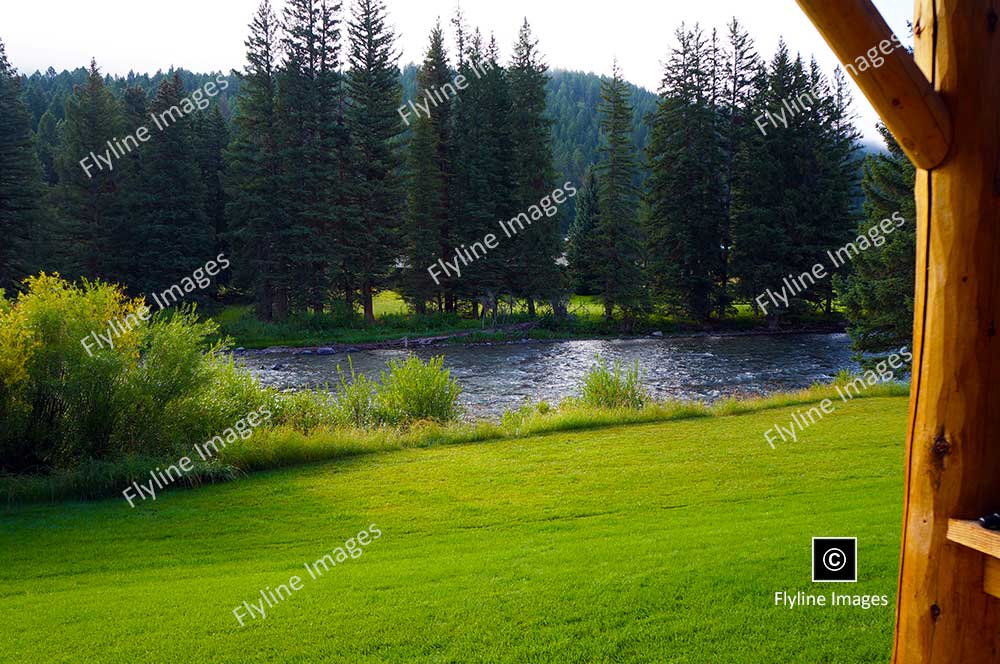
[375,355,463,425]
[0,275,275,471]
[578,356,648,410]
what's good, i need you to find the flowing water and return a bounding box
[238,333,855,419]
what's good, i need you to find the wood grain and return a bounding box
[986,558,1000,600]
[947,520,1000,558]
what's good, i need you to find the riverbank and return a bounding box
[212,297,847,352]
[243,321,848,354]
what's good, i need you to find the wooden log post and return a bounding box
[893,1,1000,661]
[796,0,1000,661]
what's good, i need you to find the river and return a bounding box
[237,333,856,418]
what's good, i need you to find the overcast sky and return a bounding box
[3,0,911,144]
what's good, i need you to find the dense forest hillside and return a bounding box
[24,65,653,226]
[402,64,656,223]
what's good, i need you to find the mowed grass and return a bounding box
[0,396,907,663]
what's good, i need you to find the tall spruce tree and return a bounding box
[451,31,514,319]
[277,0,344,317]
[54,59,127,282]
[0,37,45,290]
[34,109,60,186]
[345,0,403,324]
[731,44,814,326]
[130,74,211,295]
[645,24,726,321]
[566,166,602,295]
[507,19,560,315]
[719,19,760,318]
[226,0,284,319]
[839,123,916,362]
[193,105,230,274]
[112,85,151,289]
[594,61,645,325]
[811,65,862,313]
[401,22,451,314]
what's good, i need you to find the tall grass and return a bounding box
[578,356,648,409]
[375,356,463,424]
[279,355,464,428]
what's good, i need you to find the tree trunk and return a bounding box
[361,280,375,325]
[527,298,535,316]
[272,286,289,321]
[550,297,567,320]
[255,281,272,321]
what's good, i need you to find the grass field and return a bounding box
[0,396,907,663]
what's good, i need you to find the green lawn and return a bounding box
[0,396,907,663]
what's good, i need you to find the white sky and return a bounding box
[3,0,912,144]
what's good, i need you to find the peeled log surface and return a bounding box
[795,0,951,170]
[890,1,1000,663]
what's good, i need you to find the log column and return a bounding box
[893,1,1000,662]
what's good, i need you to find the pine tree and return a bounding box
[34,109,60,186]
[0,37,45,290]
[226,0,284,320]
[731,43,815,326]
[276,0,345,317]
[443,17,485,315]
[53,59,127,282]
[566,166,601,294]
[112,85,151,288]
[645,24,726,321]
[451,31,513,319]
[193,105,230,276]
[594,61,645,326]
[719,18,760,318]
[345,0,403,324]
[401,22,452,314]
[839,123,915,362]
[507,19,561,315]
[130,74,211,295]
[811,65,862,313]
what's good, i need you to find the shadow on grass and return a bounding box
[1,381,909,506]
